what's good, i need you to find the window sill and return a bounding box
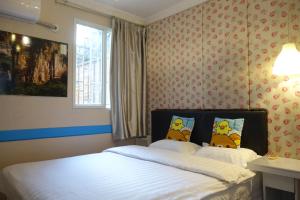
[73,105,110,109]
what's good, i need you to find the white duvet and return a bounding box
[1,145,255,200]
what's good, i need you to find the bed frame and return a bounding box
[151,109,268,155]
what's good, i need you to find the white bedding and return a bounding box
[1,145,256,200]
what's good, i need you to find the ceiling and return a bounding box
[95,0,183,18]
[64,0,207,25]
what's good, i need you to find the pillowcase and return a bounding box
[166,115,195,142]
[195,146,259,168]
[149,139,200,154]
[210,117,244,148]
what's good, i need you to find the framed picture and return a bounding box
[0,30,68,97]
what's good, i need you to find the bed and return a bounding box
[0,109,268,200]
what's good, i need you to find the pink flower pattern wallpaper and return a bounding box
[147,0,300,159]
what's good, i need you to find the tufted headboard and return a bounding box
[151,109,268,155]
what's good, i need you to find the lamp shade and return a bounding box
[273,43,300,75]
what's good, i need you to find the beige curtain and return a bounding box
[110,18,147,140]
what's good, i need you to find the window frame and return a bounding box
[73,18,111,109]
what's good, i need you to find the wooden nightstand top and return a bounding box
[248,156,300,179]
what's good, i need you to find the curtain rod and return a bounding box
[55,0,145,26]
[55,0,112,19]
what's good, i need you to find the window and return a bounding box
[74,20,111,108]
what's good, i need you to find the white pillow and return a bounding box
[195,146,259,168]
[149,139,200,154]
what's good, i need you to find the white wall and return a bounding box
[0,0,115,169]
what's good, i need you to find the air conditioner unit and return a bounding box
[0,0,41,23]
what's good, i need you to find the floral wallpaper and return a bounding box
[202,0,249,108]
[248,0,300,158]
[147,0,300,159]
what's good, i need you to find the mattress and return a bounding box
[0,145,261,200]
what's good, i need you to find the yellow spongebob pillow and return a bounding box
[166,116,195,142]
[210,118,244,149]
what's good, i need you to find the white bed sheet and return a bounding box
[204,173,262,200]
[1,146,259,200]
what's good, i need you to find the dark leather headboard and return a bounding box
[151,109,268,155]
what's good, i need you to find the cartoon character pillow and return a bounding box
[166,116,195,142]
[210,117,244,149]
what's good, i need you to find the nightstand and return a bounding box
[248,156,300,200]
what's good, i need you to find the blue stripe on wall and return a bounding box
[0,125,112,142]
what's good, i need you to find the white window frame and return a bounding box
[73,18,111,109]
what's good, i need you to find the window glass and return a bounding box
[74,22,111,107]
